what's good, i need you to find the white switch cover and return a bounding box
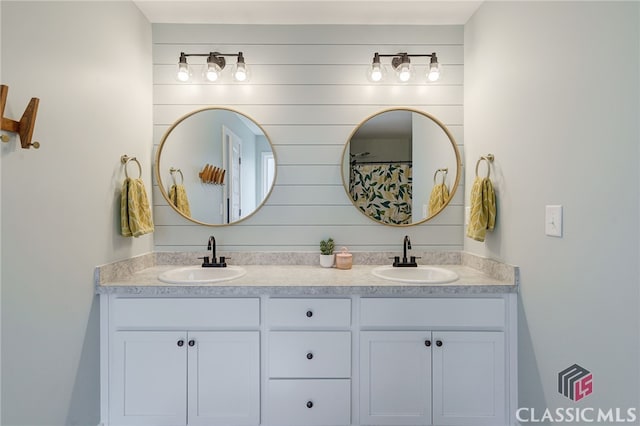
[545,205,563,237]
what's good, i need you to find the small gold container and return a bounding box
[336,247,353,270]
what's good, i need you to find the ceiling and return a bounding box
[133,1,483,25]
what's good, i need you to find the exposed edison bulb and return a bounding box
[369,63,383,82]
[397,63,411,82]
[427,62,441,82]
[177,62,190,82]
[205,63,222,82]
[234,62,248,82]
[368,53,384,82]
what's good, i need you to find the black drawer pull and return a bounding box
[306,401,313,409]
[424,340,431,347]
[306,310,313,318]
[436,340,443,347]
[188,340,195,347]
[177,340,185,347]
[306,352,314,360]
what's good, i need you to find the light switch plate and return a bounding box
[465,206,471,225]
[545,205,563,237]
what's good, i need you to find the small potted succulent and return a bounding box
[319,238,335,268]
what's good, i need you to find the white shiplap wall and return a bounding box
[153,24,464,252]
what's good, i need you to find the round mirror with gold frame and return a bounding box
[341,108,461,226]
[155,107,277,226]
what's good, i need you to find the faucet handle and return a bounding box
[198,256,210,265]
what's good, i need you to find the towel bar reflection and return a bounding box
[433,168,448,184]
[121,155,142,179]
[475,154,495,178]
[169,167,184,185]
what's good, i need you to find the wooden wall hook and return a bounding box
[0,84,40,149]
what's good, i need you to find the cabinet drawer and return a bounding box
[361,298,505,328]
[269,332,351,378]
[268,298,351,329]
[112,297,260,329]
[267,379,351,426]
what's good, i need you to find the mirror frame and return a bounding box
[341,107,462,227]
[155,106,277,226]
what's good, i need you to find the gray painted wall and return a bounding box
[1,2,152,425]
[465,1,639,416]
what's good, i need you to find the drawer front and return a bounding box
[267,379,351,426]
[269,332,351,378]
[361,298,505,328]
[268,298,351,329]
[112,297,260,329]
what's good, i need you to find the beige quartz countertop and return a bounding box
[95,252,518,296]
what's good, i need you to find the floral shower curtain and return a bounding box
[349,163,412,225]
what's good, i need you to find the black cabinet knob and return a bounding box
[306,401,313,409]
[177,340,185,347]
[188,340,196,347]
[436,340,443,347]
[424,340,431,347]
[306,310,313,318]
[306,352,314,360]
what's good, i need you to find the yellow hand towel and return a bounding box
[466,177,496,242]
[428,183,450,215]
[169,184,191,217]
[121,177,154,237]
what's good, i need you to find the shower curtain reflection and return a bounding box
[349,162,412,225]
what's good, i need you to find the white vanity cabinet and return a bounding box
[100,292,516,426]
[266,298,352,426]
[102,297,260,426]
[359,298,509,426]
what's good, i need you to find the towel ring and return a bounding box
[121,155,142,179]
[433,168,448,185]
[475,154,495,178]
[169,167,184,185]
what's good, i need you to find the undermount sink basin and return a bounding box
[158,265,246,284]
[371,265,459,284]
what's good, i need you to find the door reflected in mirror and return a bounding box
[341,109,461,226]
[156,108,276,226]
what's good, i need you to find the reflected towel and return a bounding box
[428,183,450,215]
[466,177,496,242]
[169,184,191,216]
[121,178,154,237]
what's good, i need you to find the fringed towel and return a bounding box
[428,183,450,215]
[466,177,496,242]
[121,177,154,237]
[169,184,191,216]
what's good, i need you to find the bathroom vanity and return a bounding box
[96,253,518,426]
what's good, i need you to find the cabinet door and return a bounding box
[432,331,505,426]
[187,331,260,426]
[360,331,432,425]
[110,331,187,426]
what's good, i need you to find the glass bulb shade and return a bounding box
[205,63,222,82]
[397,63,411,82]
[177,62,190,82]
[427,62,441,82]
[369,63,383,82]
[234,63,248,82]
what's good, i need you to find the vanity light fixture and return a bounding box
[368,52,441,83]
[176,51,250,83]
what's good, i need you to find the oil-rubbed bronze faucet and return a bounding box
[392,235,418,267]
[199,235,227,267]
